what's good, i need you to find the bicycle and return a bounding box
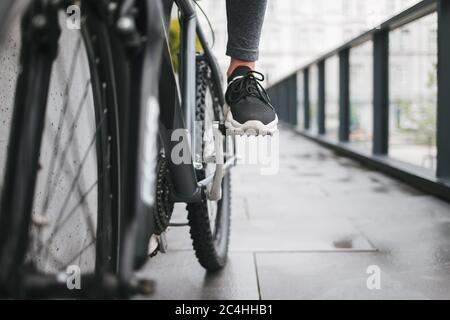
[0,0,234,298]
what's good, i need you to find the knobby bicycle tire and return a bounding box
[187,58,232,272]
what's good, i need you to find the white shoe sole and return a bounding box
[224,104,278,136]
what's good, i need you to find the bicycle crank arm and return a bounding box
[197,156,236,189]
[197,157,234,199]
[195,122,235,201]
[171,154,235,204]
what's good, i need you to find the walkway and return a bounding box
[138,127,450,300]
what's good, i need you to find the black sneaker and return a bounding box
[225,66,278,136]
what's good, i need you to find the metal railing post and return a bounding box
[373,31,389,155]
[339,49,350,142]
[282,82,288,121]
[290,75,298,126]
[318,60,326,135]
[303,68,310,130]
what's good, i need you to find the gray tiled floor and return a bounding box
[139,128,450,300]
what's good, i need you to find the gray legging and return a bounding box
[226,0,267,61]
[164,0,267,62]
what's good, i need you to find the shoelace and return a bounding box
[228,71,273,109]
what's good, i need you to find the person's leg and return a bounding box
[224,0,277,135]
[226,0,267,76]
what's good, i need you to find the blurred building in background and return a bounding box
[198,0,421,84]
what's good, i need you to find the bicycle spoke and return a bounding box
[34,231,96,271]
[36,77,96,259]
[64,238,96,268]
[40,37,82,214]
[39,110,106,259]
[41,125,97,244]
[40,78,92,217]
[58,90,97,242]
[70,161,97,246]
[29,232,67,270]
[41,177,100,259]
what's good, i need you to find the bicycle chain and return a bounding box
[154,156,174,235]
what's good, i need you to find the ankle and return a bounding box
[227,58,256,77]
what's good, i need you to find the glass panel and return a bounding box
[296,71,304,130]
[325,56,339,140]
[309,65,318,134]
[350,41,374,151]
[389,13,437,171]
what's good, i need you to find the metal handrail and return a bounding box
[267,0,450,201]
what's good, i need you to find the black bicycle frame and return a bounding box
[120,0,226,278]
[158,0,225,203]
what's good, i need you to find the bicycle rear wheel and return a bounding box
[187,58,232,271]
[0,2,120,297]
